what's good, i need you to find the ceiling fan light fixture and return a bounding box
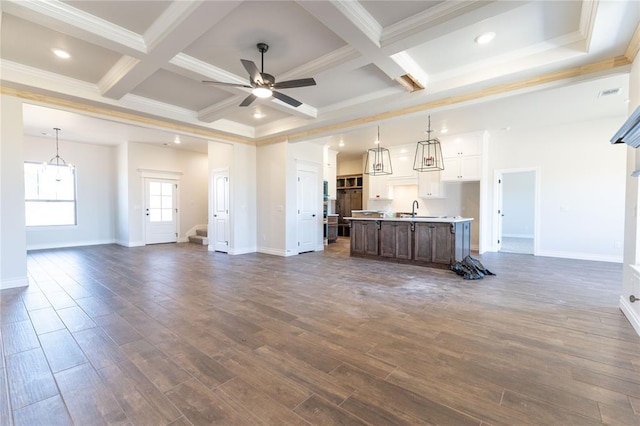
[253,87,272,98]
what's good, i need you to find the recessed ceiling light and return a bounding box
[440,127,448,134]
[338,140,344,147]
[174,136,181,144]
[52,48,71,59]
[253,111,265,119]
[474,32,496,45]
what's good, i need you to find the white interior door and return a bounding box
[496,174,504,252]
[145,178,178,244]
[212,170,229,252]
[297,168,318,253]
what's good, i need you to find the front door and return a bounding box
[145,178,178,244]
[297,168,318,253]
[212,170,229,252]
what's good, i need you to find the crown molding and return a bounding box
[3,0,147,53]
[170,53,247,85]
[97,56,140,96]
[579,0,598,52]
[332,0,383,47]
[381,0,485,47]
[625,20,640,62]
[277,45,361,81]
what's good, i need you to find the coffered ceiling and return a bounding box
[1,0,638,154]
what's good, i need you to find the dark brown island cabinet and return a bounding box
[347,218,472,269]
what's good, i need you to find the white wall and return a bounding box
[116,142,129,245]
[502,171,535,238]
[230,142,257,254]
[208,140,257,254]
[484,117,627,262]
[124,142,208,246]
[256,142,288,255]
[288,141,324,253]
[0,95,27,289]
[23,136,116,250]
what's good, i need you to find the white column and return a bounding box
[1,94,28,289]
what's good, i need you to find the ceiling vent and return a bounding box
[599,88,620,97]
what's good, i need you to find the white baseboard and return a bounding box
[27,239,116,251]
[1,276,29,289]
[257,247,296,257]
[619,296,640,337]
[535,250,622,263]
[115,240,145,248]
[502,233,534,239]
[229,246,257,255]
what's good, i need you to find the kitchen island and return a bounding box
[345,216,473,269]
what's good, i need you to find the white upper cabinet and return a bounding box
[440,131,484,182]
[441,132,482,158]
[388,144,417,184]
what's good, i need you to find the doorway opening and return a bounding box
[495,169,537,255]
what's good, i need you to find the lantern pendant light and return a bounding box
[413,116,444,172]
[364,126,393,176]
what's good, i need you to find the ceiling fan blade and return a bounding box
[202,81,252,88]
[272,90,302,107]
[239,94,257,107]
[241,59,262,85]
[271,78,316,89]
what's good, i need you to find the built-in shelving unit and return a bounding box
[336,174,363,189]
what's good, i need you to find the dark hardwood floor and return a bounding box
[1,237,639,425]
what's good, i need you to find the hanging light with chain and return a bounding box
[413,115,444,172]
[364,126,393,175]
[46,127,74,181]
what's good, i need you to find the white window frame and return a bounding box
[24,161,78,227]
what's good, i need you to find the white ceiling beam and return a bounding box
[99,1,243,100]
[197,96,246,123]
[0,0,145,56]
[298,0,404,80]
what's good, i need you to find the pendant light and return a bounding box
[364,126,393,175]
[413,116,444,172]
[47,128,73,180]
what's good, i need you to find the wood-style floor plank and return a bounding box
[1,320,40,356]
[28,307,65,335]
[0,240,636,425]
[11,395,72,426]
[54,363,128,425]
[38,329,88,373]
[5,348,58,410]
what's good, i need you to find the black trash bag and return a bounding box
[450,255,495,280]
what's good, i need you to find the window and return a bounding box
[24,162,77,226]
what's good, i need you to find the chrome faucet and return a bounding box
[411,200,419,217]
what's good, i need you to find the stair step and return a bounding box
[196,228,208,237]
[189,235,208,245]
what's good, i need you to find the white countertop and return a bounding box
[345,216,473,223]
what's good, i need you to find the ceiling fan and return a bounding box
[203,43,316,108]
